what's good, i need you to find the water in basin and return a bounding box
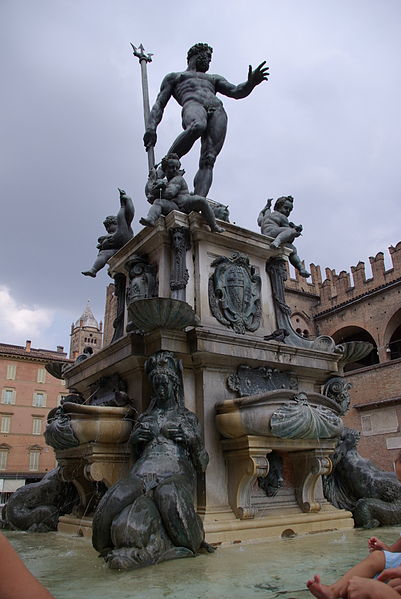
[4,526,399,599]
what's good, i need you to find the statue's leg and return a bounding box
[154,476,204,553]
[184,196,224,233]
[106,495,173,569]
[92,473,144,553]
[168,102,207,157]
[270,228,297,248]
[140,199,178,226]
[289,247,311,278]
[82,250,116,277]
[194,107,227,197]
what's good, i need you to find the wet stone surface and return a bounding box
[4,526,399,599]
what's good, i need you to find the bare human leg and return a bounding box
[194,107,227,197]
[307,550,386,599]
[168,102,207,160]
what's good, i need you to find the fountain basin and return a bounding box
[62,402,133,444]
[216,389,342,440]
[127,297,199,332]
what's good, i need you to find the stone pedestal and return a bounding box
[62,213,353,543]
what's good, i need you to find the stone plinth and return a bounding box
[60,214,352,544]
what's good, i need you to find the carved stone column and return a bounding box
[291,449,333,512]
[170,227,190,301]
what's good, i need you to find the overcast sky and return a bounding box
[0,0,400,353]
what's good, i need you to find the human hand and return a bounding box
[144,129,157,149]
[368,536,387,551]
[347,576,393,599]
[247,61,269,87]
[378,567,401,590]
[164,426,185,442]
[135,424,153,442]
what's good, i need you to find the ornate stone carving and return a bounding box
[323,376,352,415]
[125,254,157,332]
[222,437,270,519]
[266,258,335,352]
[125,254,157,303]
[258,451,283,497]
[170,226,190,300]
[209,252,261,334]
[227,364,298,397]
[292,451,333,513]
[270,393,343,439]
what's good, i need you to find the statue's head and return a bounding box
[274,196,294,217]
[161,153,181,179]
[187,43,213,72]
[103,215,118,232]
[145,350,184,409]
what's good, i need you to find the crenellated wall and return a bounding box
[285,242,401,315]
[284,242,401,471]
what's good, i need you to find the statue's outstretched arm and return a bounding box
[118,188,135,227]
[144,73,175,149]
[215,62,268,99]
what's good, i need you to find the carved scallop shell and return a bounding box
[270,398,343,439]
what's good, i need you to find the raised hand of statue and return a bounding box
[144,129,157,150]
[247,61,269,87]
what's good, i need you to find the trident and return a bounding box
[131,43,155,172]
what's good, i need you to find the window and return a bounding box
[6,364,16,380]
[32,417,43,435]
[361,408,398,436]
[32,392,46,407]
[29,450,40,471]
[1,388,15,405]
[0,448,8,470]
[37,368,46,383]
[0,415,11,434]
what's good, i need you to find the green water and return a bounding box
[4,526,399,599]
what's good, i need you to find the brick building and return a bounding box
[0,341,69,504]
[285,241,401,470]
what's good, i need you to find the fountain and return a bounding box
[4,41,399,588]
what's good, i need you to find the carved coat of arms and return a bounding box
[208,252,262,334]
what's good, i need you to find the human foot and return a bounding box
[306,575,335,599]
[81,270,96,278]
[211,224,225,233]
[139,217,155,227]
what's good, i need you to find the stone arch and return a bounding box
[331,325,379,371]
[384,307,401,360]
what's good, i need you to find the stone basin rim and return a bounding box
[215,389,341,415]
[62,402,131,416]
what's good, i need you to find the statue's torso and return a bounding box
[172,71,223,110]
[133,409,196,482]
